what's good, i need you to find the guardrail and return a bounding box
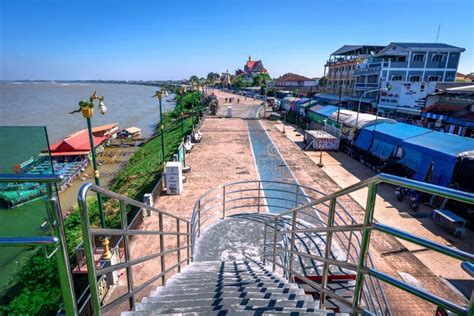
[264,173,474,315]
[78,182,192,315]
[190,180,391,315]
[0,174,77,315]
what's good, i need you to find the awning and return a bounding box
[50,151,90,157]
[396,107,422,115]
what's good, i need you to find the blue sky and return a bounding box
[1,0,473,80]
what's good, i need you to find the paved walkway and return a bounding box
[209,88,262,118]
[263,119,471,314]
[103,94,263,314]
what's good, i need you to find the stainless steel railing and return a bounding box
[0,174,78,315]
[190,179,391,315]
[264,173,474,315]
[78,182,192,315]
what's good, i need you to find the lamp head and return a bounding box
[98,100,107,114]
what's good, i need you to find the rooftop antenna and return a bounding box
[436,24,441,42]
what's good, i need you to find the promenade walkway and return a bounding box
[104,90,469,315]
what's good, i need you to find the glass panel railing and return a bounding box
[0,127,53,291]
[0,126,76,315]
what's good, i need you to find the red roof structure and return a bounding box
[49,123,118,156]
[275,73,312,83]
[244,56,267,74]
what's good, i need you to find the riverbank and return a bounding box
[0,91,201,315]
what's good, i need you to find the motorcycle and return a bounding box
[408,190,420,212]
[394,187,406,201]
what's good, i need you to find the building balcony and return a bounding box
[381,60,408,69]
[354,83,379,90]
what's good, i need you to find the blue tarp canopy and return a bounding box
[294,98,311,114]
[294,98,310,106]
[400,131,474,186]
[306,105,339,124]
[355,122,432,152]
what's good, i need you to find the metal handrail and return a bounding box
[191,179,391,315]
[263,173,474,315]
[0,174,78,315]
[78,182,192,315]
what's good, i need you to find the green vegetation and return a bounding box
[206,72,220,82]
[0,91,204,315]
[318,76,328,87]
[252,73,271,88]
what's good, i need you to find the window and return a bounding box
[391,74,403,81]
[428,76,440,82]
[432,54,444,62]
[412,54,424,62]
[409,75,421,82]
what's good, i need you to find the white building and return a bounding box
[352,42,465,118]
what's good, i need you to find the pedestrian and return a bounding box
[237,98,240,103]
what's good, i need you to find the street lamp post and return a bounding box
[355,86,391,130]
[153,89,169,175]
[72,91,107,229]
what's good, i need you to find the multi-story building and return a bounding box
[321,45,384,102]
[353,42,465,118]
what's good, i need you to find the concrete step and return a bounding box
[171,273,278,279]
[152,285,305,296]
[123,308,330,315]
[168,277,283,285]
[136,297,318,311]
[163,280,292,289]
[137,297,316,310]
[123,261,335,316]
[144,290,314,302]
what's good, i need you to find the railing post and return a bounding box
[187,222,192,263]
[78,183,101,316]
[120,200,135,310]
[320,197,336,309]
[176,218,181,272]
[288,211,297,282]
[222,186,226,219]
[294,184,299,208]
[262,220,267,264]
[197,200,201,237]
[352,182,377,313]
[272,217,278,272]
[158,212,166,285]
[46,183,78,316]
[257,181,261,214]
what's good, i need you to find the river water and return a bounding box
[0,82,176,142]
[0,82,177,290]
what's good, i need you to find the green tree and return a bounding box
[318,76,328,87]
[232,76,251,89]
[189,75,199,83]
[252,73,271,87]
[207,72,220,82]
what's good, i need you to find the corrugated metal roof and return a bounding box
[331,45,363,55]
[391,42,464,50]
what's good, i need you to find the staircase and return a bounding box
[122,260,331,315]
